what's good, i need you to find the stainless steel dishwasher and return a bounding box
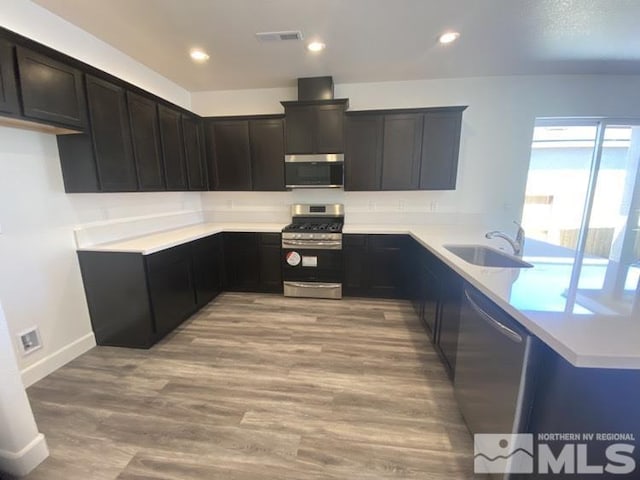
[454,284,538,439]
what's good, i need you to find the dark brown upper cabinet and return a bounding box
[0,39,19,116]
[282,99,348,154]
[127,92,165,191]
[249,118,285,191]
[205,120,252,191]
[344,106,465,191]
[381,113,424,190]
[16,46,87,129]
[420,110,463,190]
[158,104,187,191]
[85,75,137,192]
[182,114,208,191]
[344,114,384,191]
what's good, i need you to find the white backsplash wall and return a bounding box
[201,190,481,225]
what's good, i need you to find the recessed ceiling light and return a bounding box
[189,49,210,62]
[307,41,326,52]
[438,31,460,45]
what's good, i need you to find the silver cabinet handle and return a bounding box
[464,289,523,343]
[286,282,340,289]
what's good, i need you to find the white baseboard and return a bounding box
[21,332,96,387]
[0,433,49,476]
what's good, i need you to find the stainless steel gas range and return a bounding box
[281,204,344,299]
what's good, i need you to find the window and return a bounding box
[519,119,640,315]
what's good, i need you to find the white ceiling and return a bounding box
[31,0,640,92]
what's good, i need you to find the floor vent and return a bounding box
[19,327,42,355]
[256,31,303,42]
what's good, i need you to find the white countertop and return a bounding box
[76,222,285,255]
[78,222,640,370]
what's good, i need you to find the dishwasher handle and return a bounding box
[464,289,523,343]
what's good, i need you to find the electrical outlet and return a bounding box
[398,200,405,211]
[430,201,438,212]
[368,200,376,211]
[18,327,42,356]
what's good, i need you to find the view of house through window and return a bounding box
[521,120,640,314]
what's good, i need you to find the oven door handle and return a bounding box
[286,282,341,289]
[282,240,342,247]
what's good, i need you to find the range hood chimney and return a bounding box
[297,76,334,101]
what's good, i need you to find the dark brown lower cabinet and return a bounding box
[223,232,282,293]
[223,232,260,291]
[192,234,223,307]
[343,234,369,296]
[343,234,411,299]
[258,233,283,293]
[77,234,222,348]
[146,244,196,338]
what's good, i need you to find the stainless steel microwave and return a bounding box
[284,154,344,188]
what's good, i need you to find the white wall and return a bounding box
[193,75,640,229]
[0,301,48,475]
[0,1,201,385]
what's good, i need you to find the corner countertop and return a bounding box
[77,222,640,370]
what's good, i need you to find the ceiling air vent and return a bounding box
[256,31,303,42]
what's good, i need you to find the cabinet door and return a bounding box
[127,92,165,191]
[208,120,252,190]
[85,76,137,191]
[191,234,222,308]
[0,39,19,115]
[146,244,196,338]
[315,103,344,153]
[158,105,187,190]
[419,263,441,338]
[16,46,86,129]
[250,118,285,191]
[223,232,260,291]
[343,234,369,296]
[284,105,315,154]
[345,115,383,190]
[258,233,282,292]
[420,111,463,190]
[437,267,463,375]
[367,235,409,298]
[381,114,423,190]
[182,115,208,190]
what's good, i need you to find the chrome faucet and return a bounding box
[486,221,525,256]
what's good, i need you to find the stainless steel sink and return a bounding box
[444,244,533,268]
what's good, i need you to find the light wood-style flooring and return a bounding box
[17,293,474,479]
